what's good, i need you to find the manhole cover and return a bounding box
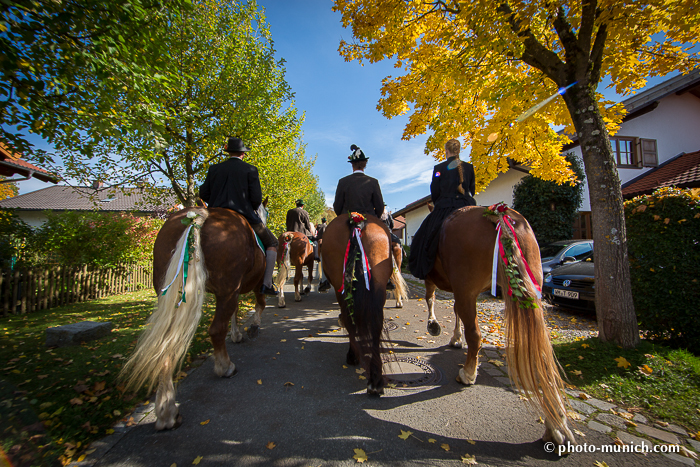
[383,320,399,332]
[382,355,443,388]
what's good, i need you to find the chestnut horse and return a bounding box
[322,215,408,394]
[121,206,267,430]
[275,231,314,307]
[422,205,575,445]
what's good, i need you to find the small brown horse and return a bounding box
[423,205,575,445]
[121,207,267,430]
[275,231,314,307]
[322,215,408,394]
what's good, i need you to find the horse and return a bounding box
[275,231,314,308]
[420,205,575,445]
[388,241,406,308]
[322,214,408,394]
[120,204,269,430]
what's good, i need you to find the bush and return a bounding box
[31,211,164,267]
[512,153,585,246]
[0,209,34,269]
[624,187,700,353]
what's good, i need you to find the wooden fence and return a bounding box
[0,263,153,316]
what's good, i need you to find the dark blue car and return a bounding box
[540,240,594,275]
[542,255,595,312]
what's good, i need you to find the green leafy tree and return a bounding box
[513,153,585,246]
[334,0,700,347]
[302,184,328,225]
[0,209,33,269]
[1,0,190,158]
[42,0,317,232]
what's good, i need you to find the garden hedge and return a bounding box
[624,187,700,353]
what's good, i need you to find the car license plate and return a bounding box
[553,289,579,299]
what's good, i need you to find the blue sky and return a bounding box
[17,0,675,213]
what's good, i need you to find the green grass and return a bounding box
[554,337,700,435]
[0,289,255,466]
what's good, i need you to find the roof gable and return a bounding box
[0,143,58,183]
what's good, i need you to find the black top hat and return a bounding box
[348,144,369,163]
[295,199,305,206]
[321,217,326,222]
[225,137,249,153]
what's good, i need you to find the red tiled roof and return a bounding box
[0,185,178,212]
[0,143,58,183]
[621,150,700,198]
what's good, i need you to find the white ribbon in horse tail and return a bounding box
[161,210,206,307]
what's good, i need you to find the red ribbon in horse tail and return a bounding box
[339,227,371,293]
[501,214,542,298]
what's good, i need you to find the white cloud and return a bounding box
[372,144,435,194]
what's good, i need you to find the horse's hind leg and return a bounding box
[246,291,266,340]
[211,294,237,377]
[455,294,481,385]
[294,266,303,301]
[426,279,442,336]
[155,360,180,430]
[392,243,403,308]
[276,263,287,308]
[304,261,313,295]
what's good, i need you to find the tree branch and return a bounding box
[578,0,597,57]
[590,23,608,86]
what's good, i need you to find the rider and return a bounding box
[286,199,316,238]
[320,144,385,292]
[408,138,476,280]
[199,137,279,296]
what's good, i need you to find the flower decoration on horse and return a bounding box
[341,212,370,324]
[349,212,366,228]
[483,202,541,309]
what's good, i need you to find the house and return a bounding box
[0,143,58,185]
[395,72,700,243]
[0,184,179,228]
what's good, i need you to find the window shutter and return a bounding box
[640,138,658,167]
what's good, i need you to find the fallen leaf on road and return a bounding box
[574,429,586,437]
[192,456,203,465]
[200,420,209,425]
[461,454,477,464]
[353,448,367,463]
[359,375,366,380]
[680,446,698,460]
[356,368,365,374]
[488,359,503,367]
[466,439,476,445]
[257,380,262,385]
[577,393,590,400]
[398,430,413,440]
[441,443,450,451]
[284,382,294,387]
[593,462,609,467]
[266,441,276,450]
[428,438,436,443]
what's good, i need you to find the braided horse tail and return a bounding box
[121,208,209,425]
[486,208,575,445]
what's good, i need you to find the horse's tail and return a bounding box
[489,211,573,441]
[391,253,409,303]
[343,230,385,375]
[275,233,293,287]
[120,208,209,394]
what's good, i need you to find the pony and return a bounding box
[120,204,269,430]
[421,205,575,445]
[275,231,314,307]
[322,214,408,394]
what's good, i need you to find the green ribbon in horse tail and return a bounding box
[161,210,207,306]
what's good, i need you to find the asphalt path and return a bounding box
[91,278,681,467]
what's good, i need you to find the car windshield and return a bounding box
[540,243,570,260]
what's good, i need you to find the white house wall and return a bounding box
[473,170,528,208]
[404,205,431,244]
[18,211,47,228]
[569,92,700,211]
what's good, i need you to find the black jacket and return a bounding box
[333,172,384,218]
[430,157,476,209]
[199,157,263,224]
[286,207,314,236]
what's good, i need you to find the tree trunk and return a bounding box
[564,86,639,348]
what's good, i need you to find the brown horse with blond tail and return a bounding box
[120,206,268,430]
[322,213,408,394]
[424,205,576,445]
[275,231,315,307]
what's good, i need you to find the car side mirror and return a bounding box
[562,256,576,264]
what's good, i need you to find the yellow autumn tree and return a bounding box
[333,0,700,348]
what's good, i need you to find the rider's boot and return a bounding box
[260,249,278,296]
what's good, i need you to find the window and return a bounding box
[610,137,658,168]
[611,137,637,167]
[565,243,593,261]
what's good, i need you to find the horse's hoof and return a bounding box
[247,325,259,340]
[456,367,477,385]
[427,320,442,336]
[450,340,463,349]
[295,297,302,302]
[304,287,311,295]
[155,412,180,431]
[172,414,183,429]
[367,384,384,396]
[223,363,238,378]
[278,304,286,308]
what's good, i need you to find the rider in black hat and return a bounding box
[285,199,315,239]
[199,137,279,296]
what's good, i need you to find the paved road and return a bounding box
[88,279,687,467]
